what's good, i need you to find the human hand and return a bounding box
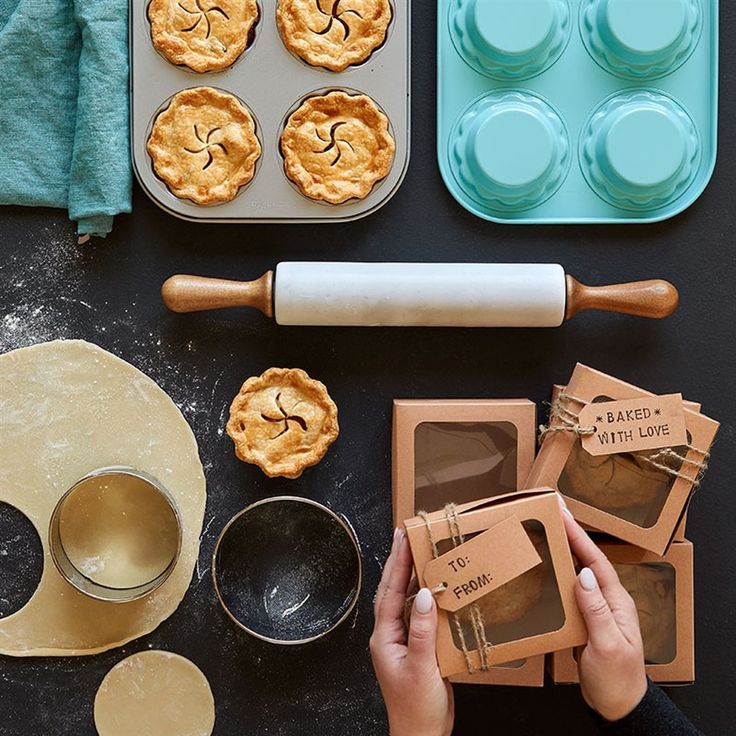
[561,503,648,722]
[370,528,454,736]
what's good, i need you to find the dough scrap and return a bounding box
[94,650,215,736]
[0,340,206,656]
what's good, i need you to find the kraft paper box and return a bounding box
[549,385,698,544]
[403,489,586,679]
[393,399,536,527]
[393,399,542,686]
[529,367,718,555]
[549,541,694,685]
[450,653,544,688]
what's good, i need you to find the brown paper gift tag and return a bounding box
[423,516,542,613]
[579,394,688,457]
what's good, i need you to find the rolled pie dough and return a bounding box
[94,650,215,736]
[0,340,206,656]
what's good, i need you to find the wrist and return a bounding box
[596,675,649,723]
[389,718,451,736]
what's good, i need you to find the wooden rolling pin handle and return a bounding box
[161,273,274,317]
[565,276,679,321]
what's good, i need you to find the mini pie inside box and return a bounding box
[393,399,545,685]
[403,490,587,679]
[527,366,719,556]
[550,540,695,686]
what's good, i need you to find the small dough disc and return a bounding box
[0,340,206,656]
[94,651,215,736]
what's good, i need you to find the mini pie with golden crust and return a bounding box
[559,439,673,510]
[226,368,339,479]
[475,527,547,628]
[276,0,392,72]
[614,563,675,664]
[147,87,261,206]
[281,91,395,204]
[148,0,259,73]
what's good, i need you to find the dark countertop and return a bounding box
[1,3,735,735]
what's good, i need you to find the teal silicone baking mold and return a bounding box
[438,0,718,224]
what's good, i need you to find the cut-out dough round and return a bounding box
[94,650,215,736]
[0,340,206,656]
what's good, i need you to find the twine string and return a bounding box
[418,506,492,674]
[538,392,710,486]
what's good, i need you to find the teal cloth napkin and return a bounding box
[0,0,132,237]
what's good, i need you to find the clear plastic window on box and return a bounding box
[558,396,688,529]
[615,562,677,665]
[437,520,565,652]
[414,421,518,514]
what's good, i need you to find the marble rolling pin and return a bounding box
[161,263,678,328]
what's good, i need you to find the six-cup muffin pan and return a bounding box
[438,0,718,224]
[131,0,410,222]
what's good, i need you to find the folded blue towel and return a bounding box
[0,0,132,237]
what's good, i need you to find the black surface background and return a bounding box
[1,3,735,734]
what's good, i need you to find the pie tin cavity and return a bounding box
[450,0,572,81]
[580,0,703,80]
[449,89,571,212]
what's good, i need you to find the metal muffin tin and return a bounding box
[438,0,718,224]
[131,0,410,223]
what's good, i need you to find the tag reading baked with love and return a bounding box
[579,394,688,457]
[422,517,542,613]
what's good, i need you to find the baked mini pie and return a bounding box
[614,563,675,663]
[476,527,547,627]
[559,440,673,510]
[147,87,261,205]
[280,91,395,204]
[276,0,392,72]
[226,368,339,479]
[148,0,259,73]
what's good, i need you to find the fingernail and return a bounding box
[415,588,433,614]
[580,567,598,592]
[557,493,574,518]
[393,528,401,544]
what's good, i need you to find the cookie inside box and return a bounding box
[615,561,677,665]
[439,520,565,651]
[414,421,519,512]
[557,396,688,529]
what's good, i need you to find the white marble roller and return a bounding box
[161,265,679,326]
[274,262,567,327]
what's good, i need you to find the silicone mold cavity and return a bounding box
[581,0,703,80]
[581,90,700,211]
[450,0,571,80]
[450,90,571,211]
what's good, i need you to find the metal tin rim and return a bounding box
[212,495,362,645]
[48,466,183,603]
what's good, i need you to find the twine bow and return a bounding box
[538,392,710,486]
[416,504,492,675]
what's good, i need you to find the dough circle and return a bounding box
[94,650,215,736]
[0,340,206,656]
